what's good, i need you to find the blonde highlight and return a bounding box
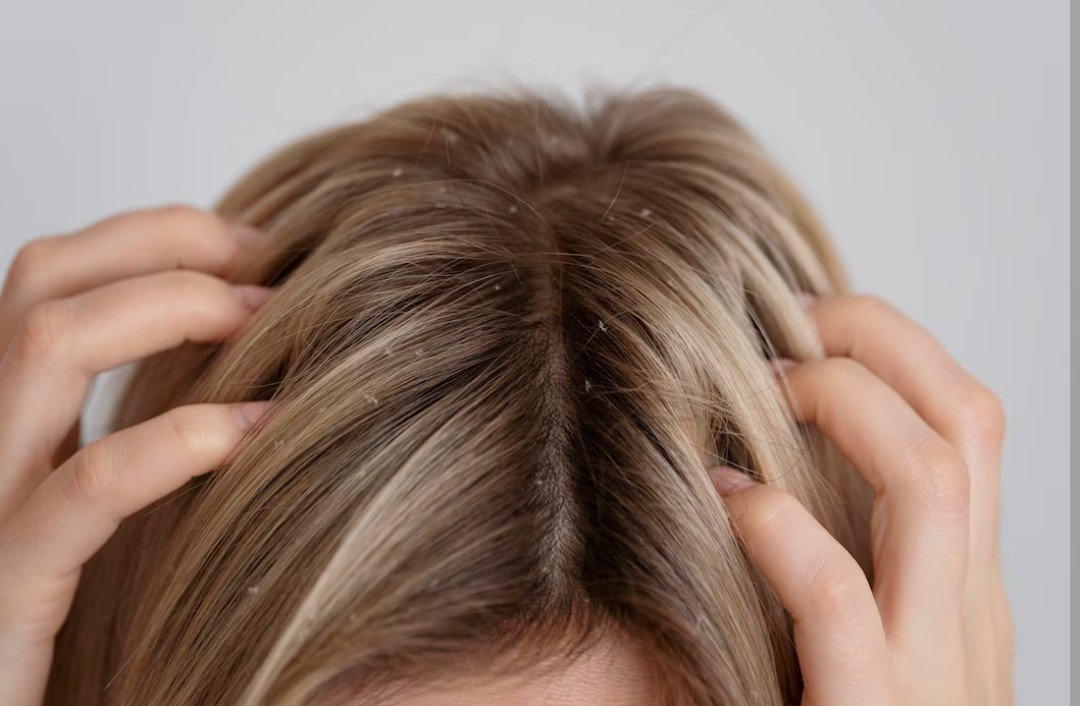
[48,88,871,705]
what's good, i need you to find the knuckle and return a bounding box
[846,294,897,320]
[5,238,54,294]
[14,300,72,361]
[815,356,867,383]
[955,382,1006,446]
[154,204,228,240]
[157,203,212,226]
[60,443,115,507]
[805,552,870,625]
[909,436,971,515]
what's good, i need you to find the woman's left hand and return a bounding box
[711,295,1013,705]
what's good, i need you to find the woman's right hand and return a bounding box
[0,205,273,705]
[711,295,1013,705]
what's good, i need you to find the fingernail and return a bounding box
[233,285,274,311]
[233,401,272,430]
[795,292,817,309]
[710,466,757,496]
[229,221,264,247]
[767,357,797,377]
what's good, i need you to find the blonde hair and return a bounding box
[48,88,871,705]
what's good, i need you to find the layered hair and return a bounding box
[48,88,871,705]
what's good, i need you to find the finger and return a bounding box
[0,403,268,640]
[711,467,890,706]
[804,294,1004,573]
[0,204,262,343]
[777,357,970,640]
[0,272,272,520]
[805,295,1005,459]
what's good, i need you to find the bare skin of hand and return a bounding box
[711,295,1013,705]
[0,206,272,705]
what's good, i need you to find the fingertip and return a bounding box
[232,401,273,431]
[232,285,275,312]
[227,221,265,248]
[709,465,757,497]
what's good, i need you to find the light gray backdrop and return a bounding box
[0,0,1068,702]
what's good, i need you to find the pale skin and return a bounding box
[0,206,1012,705]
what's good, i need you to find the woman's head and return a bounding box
[50,88,871,705]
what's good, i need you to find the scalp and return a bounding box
[49,88,869,706]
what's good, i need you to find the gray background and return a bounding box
[0,0,1068,702]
